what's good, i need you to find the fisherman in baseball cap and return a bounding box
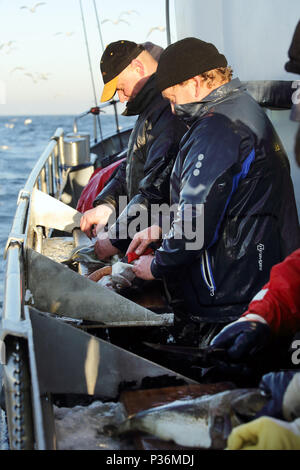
[80,39,186,263]
[100,40,145,102]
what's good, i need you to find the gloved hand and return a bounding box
[256,371,299,420]
[210,320,271,362]
[227,416,300,450]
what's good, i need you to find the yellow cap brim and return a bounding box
[100,76,118,102]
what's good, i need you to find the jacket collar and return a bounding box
[174,78,245,123]
[122,73,160,116]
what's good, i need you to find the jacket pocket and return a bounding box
[201,250,216,297]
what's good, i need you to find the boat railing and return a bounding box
[3,127,65,326]
[5,127,65,254]
[73,99,122,145]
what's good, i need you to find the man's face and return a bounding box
[115,65,141,103]
[162,81,198,113]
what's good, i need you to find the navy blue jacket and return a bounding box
[151,78,300,323]
[93,74,187,251]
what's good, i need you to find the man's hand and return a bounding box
[94,232,119,260]
[126,225,162,256]
[132,255,155,280]
[80,204,114,238]
[256,371,298,420]
[210,317,271,362]
[227,416,300,450]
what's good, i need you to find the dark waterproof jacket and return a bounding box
[93,74,187,250]
[151,78,300,323]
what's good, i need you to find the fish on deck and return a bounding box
[104,388,269,449]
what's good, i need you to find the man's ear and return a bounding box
[131,59,145,76]
[193,76,203,98]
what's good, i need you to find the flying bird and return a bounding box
[120,10,139,17]
[54,31,75,37]
[24,72,38,83]
[10,66,25,75]
[38,72,51,80]
[101,16,130,26]
[20,2,46,13]
[0,40,16,49]
[146,26,166,38]
[0,41,17,54]
[23,70,51,84]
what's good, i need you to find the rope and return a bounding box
[165,0,171,46]
[92,0,105,53]
[79,0,103,141]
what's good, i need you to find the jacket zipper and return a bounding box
[201,250,216,297]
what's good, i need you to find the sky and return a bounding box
[0,0,176,115]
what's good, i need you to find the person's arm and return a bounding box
[150,117,256,279]
[241,249,300,335]
[108,111,187,252]
[80,161,127,238]
[210,249,300,362]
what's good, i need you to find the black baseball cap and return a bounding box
[156,37,227,92]
[100,40,145,102]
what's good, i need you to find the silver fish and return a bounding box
[105,388,268,449]
[62,245,108,267]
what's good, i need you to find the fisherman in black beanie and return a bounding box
[285,20,300,76]
[285,20,300,166]
[131,37,300,350]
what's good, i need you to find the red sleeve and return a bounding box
[76,158,125,213]
[241,249,300,335]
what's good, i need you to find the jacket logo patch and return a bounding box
[257,243,265,271]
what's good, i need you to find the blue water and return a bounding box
[0,113,135,316]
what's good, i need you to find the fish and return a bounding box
[104,388,269,449]
[62,245,108,268]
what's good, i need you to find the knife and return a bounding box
[143,342,228,367]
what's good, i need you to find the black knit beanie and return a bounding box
[285,21,300,75]
[156,37,227,92]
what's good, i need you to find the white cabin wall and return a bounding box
[174,0,300,81]
[173,0,300,219]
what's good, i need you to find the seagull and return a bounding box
[24,72,38,84]
[101,16,130,26]
[20,2,46,13]
[0,41,17,53]
[10,67,25,75]
[0,40,16,49]
[54,31,75,37]
[120,10,139,17]
[38,72,51,80]
[146,26,166,38]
